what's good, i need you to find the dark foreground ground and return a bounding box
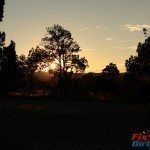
[0,97,150,150]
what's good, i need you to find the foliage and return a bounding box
[17,46,50,95]
[125,28,150,75]
[41,24,88,76]
[0,32,18,93]
[125,55,141,75]
[26,46,49,74]
[102,63,120,79]
[0,0,5,21]
[0,25,150,102]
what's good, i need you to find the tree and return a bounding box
[26,46,49,74]
[0,31,6,92]
[1,40,18,93]
[125,28,150,75]
[143,28,150,38]
[41,24,88,79]
[2,41,17,73]
[125,55,141,75]
[0,31,5,70]
[102,63,120,79]
[0,0,5,22]
[23,46,49,95]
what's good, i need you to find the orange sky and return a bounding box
[1,0,150,72]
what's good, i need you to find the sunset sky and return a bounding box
[1,0,150,72]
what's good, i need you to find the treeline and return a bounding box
[0,0,5,22]
[0,25,150,102]
[0,25,88,96]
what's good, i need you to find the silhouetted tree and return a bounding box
[0,31,5,46]
[0,31,6,92]
[23,46,49,95]
[0,31,5,69]
[0,0,5,21]
[125,28,150,75]
[17,54,27,76]
[143,28,150,38]
[26,46,49,74]
[72,56,88,74]
[41,24,88,80]
[1,40,18,93]
[125,55,141,75]
[14,54,28,93]
[102,63,120,79]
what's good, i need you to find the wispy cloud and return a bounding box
[120,40,128,43]
[105,37,113,41]
[120,24,150,32]
[114,45,137,50]
[127,46,137,50]
[96,26,107,31]
[79,27,89,31]
[79,26,107,32]
[82,48,95,51]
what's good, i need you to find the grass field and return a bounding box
[0,97,150,150]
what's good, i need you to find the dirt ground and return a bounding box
[0,98,150,150]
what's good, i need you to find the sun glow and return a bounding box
[41,63,58,72]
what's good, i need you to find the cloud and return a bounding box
[127,46,137,50]
[79,27,89,31]
[79,26,107,31]
[105,37,113,41]
[120,40,128,43]
[82,48,95,51]
[114,45,137,50]
[96,26,107,31]
[120,24,150,32]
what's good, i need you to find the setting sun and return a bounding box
[41,63,58,72]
